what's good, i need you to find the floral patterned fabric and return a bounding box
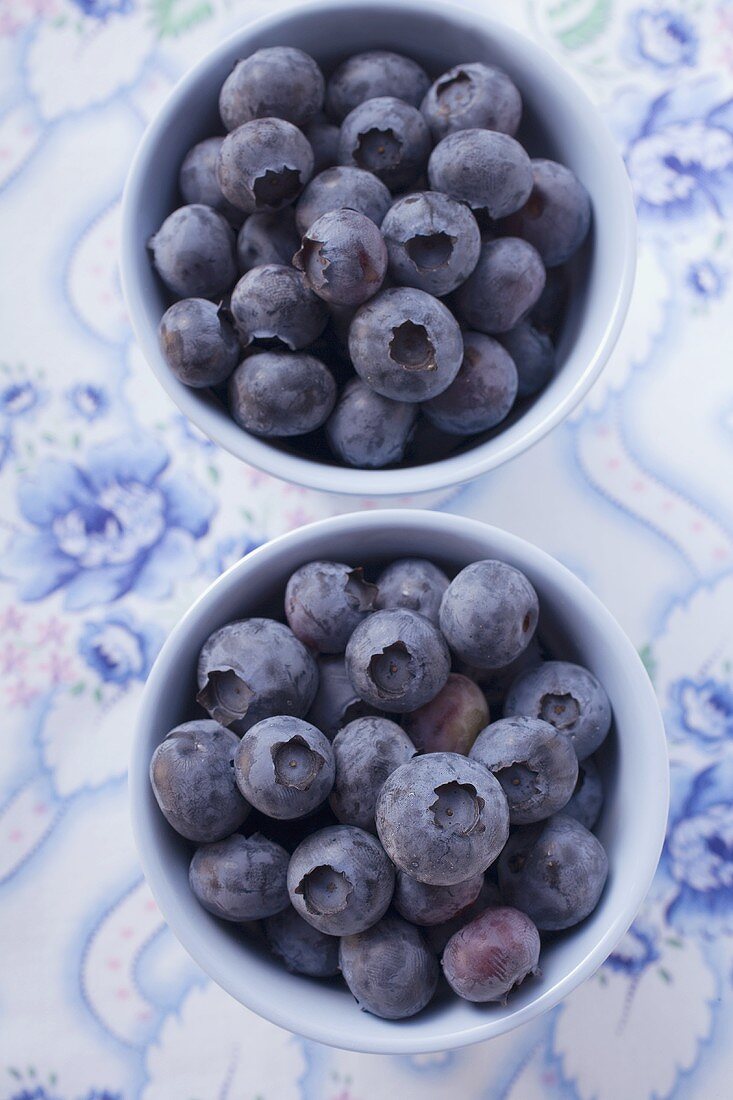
[0,0,731,1096]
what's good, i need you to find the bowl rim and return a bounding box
[119,0,637,497]
[131,509,669,1053]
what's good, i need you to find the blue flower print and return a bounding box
[68,383,109,421]
[606,922,660,976]
[204,533,262,577]
[1,435,215,610]
[687,259,726,299]
[71,0,133,18]
[629,9,698,70]
[673,677,733,750]
[78,611,163,685]
[0,380,40,417]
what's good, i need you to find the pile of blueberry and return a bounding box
[150,46,590,469]
[150,556,610,1019]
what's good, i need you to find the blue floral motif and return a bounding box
[1,435,215,610]
[0,421,10,470]
[70,0,134,18]
[605,922,659,976]
[0,380,40,417]
[688,259,726,299]
[78,611,163,684]
[68,383,109,422]
[672,676,733,749]
[203,533,262,577]
[629,9,698,70]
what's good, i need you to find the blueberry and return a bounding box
[502,159,591,267]
[504,660,612,760]
[326,51,431,122]
[189,833,289,921]
[302,113,341,173]
[349,287,463,403]
[197,618,318,734]
[158,298,239,388]
[150,720,250,842]
[498,814,608,930]
[442,905,540,1002]
[453,238,546,335]
[529,266,568,338]
[374,558,449,625]
[218,118,314,214]
[459,634,544,712]
[381,191,481,297]
[469,715,578,824]
[236,208,300,272]
[498,322,555,399]
[149,204,237,299]
[245,801,339,854]
[339,914,438,1019]
[440,560,539,670]
[403,673,489,755]
[233,715,334,820]
[330,716,416,831]
[307,655,379,738]
[293,209,387,307]
[421,62,522,141]
[228,350,335,438]
[229,264,328,349]
[563,760,605,837]
[287,824,394,935]
[394,869,484,926]
[219,47,324,130]
[264,905,339,977]
[179,137,243,223]
[326,378,417,468]
[425,875,503,955]
[422,331,518,435]
[285,560,378,653]
[375,753,510,885]
[346,608,450,714]
[339,97,431,191]
[428,130,532,218]
[295,166,392,235]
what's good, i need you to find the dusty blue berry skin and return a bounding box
[498,814,608,931]
[349,286,463,403]
[233,715,335,820]
[219,47,324,130]
[294,209,387,307]
[287,824,395,935]
[197,618,318,735]
[189,833,290,921]
[302,114,341,174]
[499,322,555,399]
[375,558,449,626]
[442,905,540,1003]
[330,716,416,831]
[285,560,378,654]
[381,191,481,297]
[425,875,502,955]
[228,350,335,438]
[229,264,328,349]
[422,331,518,436]
[454,237,546,335]
[264,905,339,977]
[158,298,239,388]
[236,208,299,272]
[339,97,431,191]
[346,608,451,714]
[402,673,489,756]
[150,204,237,300]
[150,720,250,843]
[563,755,604,829]
[394,869,484,926]
[326,378,417,468]
[428,130,532,219]
[307,655,379,739]
[530,266,569,338]
[421,62,522,141]
[375,752,510,886]
[179,137,243,224]
[326,50,431,122]
[339,914,438,1019]
[440,560,539,671]
[295,166,392,235]
[504,660,612,761]
[469,715,578,824]
[502,159,591,267]
[218,118,314,214]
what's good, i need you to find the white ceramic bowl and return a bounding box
[131,510,667,1053]
[120,0,636,497]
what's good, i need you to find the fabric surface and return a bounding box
[0,0,732,1096]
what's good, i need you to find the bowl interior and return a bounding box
[121,0,633,494]
[132,511,667,1053]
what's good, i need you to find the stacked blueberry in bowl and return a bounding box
[150,555,611,1020]
[150,47,590,469]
